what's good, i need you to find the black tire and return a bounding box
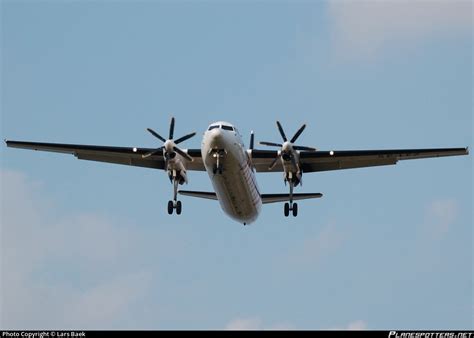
[292,203,298,217]
[176,201,182,215]
[167,200,174,215]
[284,203,290,217]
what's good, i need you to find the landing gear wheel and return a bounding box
[292,203,298,217]
[284,203,290,217]
[167,200,174,215]
[176,201,182,215]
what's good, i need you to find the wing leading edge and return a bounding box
[5,140,205,171]
[251,147,469,173]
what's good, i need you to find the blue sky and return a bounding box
[1,0,472,330]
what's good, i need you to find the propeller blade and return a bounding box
[173,146,193,162]
[142,147,164,158]
[259,141,283,147]
[268,153,281,170]
[276,121,287,142]
[146,128,166,142]
[174,132,196,145]
[249,131,254,150]
[290,124,306,143]
[293,145,317,151]
[169,117,175,140]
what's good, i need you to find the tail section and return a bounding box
[179,190,323,205]
[261,193,322,204]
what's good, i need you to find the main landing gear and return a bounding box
[284,202,298,217]
[167,200,182,215]
[284,175,298,217]
[167,170,183,215]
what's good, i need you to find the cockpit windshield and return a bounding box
[222,125,234,131]
[208,125,219,131]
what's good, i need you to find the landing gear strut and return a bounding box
[284,176,298,217]
[167,170,183,215]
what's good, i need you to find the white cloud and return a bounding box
[328,0,472,59]
[0,169,154,329]
[225,317,294,330]
[225,317,262,330]
[329,319,368,330]
[225,317,366,331]
[424,198,459,238]
[346,320,368,330]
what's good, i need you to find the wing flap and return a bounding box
[302,158,397,173]
[76,153,164,169]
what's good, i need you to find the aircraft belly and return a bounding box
[205,148,261,224]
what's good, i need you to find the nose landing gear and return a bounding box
[210,149,226,175]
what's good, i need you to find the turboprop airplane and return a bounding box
[5,118,469,225]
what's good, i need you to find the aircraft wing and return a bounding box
[251,147,469,173]
[5,140,206,171]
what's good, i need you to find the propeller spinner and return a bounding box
[259,121,316,169]
[143,117,196,162]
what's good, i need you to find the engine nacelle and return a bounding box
[285,170,302,187]
[179,170,188,185]
[165,151,177,160]
[169,169,187,185]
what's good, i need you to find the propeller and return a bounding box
[142,117,196,162]
[259,121,316,169]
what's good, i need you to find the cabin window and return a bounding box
[222,125,234,131]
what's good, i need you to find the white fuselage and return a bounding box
[201,121,262,224]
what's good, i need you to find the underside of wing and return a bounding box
[5,140,205,171]
[250,150,284,172]
[251,148,468,173]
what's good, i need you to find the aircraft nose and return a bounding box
[208,128,224,147]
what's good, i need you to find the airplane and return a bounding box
[5,117,469,225]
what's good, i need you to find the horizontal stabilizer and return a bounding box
[179,190,323,204]
[261,193,323,204]
[179,190,217,201]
